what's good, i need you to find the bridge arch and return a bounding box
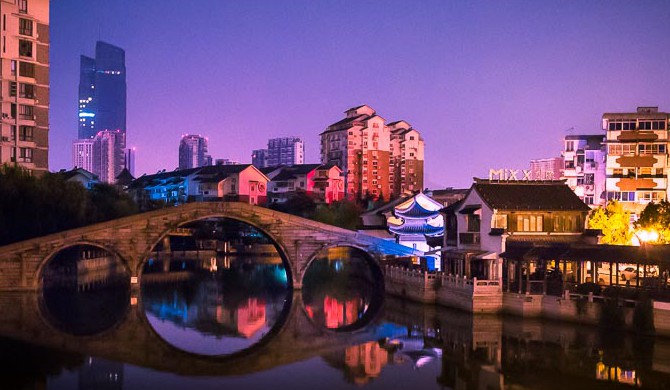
[300,244,385,288]
[35,241,132,290]
[139,213,294,287]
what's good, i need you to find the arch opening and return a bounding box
[39,244,130,336]
[302,246,384,332]
[140,217,292,357]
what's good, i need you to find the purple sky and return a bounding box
[50,0,670,188]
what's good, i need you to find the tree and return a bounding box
[587,200,632,245]
[636,200,670,244]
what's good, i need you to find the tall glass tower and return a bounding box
[75,41,126,182]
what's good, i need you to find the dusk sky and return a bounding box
[50,0,670,188]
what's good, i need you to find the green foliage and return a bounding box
[636,200,670,244]
[312,200,362,230]
[0,165,138,246]
[587,200,632,245]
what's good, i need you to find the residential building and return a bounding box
[0,0,49,175]
[178,134,211,170]
[320,105,391,200]
[55,167,98,190]
[530,157,563,180]
[425,187,468,207]
[561,135,606,207]
[72,138,94,172]
[389,121,424,197]
[267,137,303,167]
[75,41,126,180]
[215,158,238,166]
[129,164,268,207]
[92,130,122,183]
[262,164,344,204]
[441,179,591,294]
[602,106,670,215]
[251,148,268,168]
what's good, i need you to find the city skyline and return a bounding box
[49,1,670,187]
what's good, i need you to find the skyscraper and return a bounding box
[266,137,304,167]
[179,134,211,170]
[93,130,121,184]
[74,41,126,182]
[0,0,50,175]
[72,138,94,172]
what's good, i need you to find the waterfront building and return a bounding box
[386,193,444,269]
[263,164,344,204]
[389,121,424,197]
[129,164,268,206]
[178,134,211,170]
[266,137,304,167]
[72,138,94,172]
[0,0,49,175]
[561,134,606,207]
[251,148,268,168]
[75,41,126,180]
[92,130,123,183]
[320,105,391,200]
[529,157,563,180]
[602,106,670,216]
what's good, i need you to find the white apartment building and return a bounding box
[389,121,425,197]
[72,138,94,172]
[602,106,670,215]
[561,135,606,207]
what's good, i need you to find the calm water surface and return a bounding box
[4,220,670,389]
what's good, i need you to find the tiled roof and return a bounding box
[472,179,590,212]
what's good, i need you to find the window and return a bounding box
[584,173,594,185]
[9,82,16,97]
[652,121,666,130]
[18,0,28,14]
[584,196,594,205]
[19,126,33,141]
[553,215,578,232]
[639,191,665,203]
[19,62,35,78]
[606,191,636,202]
[18,39,32,57]
[638,143,666,155]
[493,214,508,229]
[467,214,480,232]
[11,60,16,76]
[18,18,32,36]
[18,104,33,120]
[639,121,652,130]
[18,147,32,163]
[565,141,575,152]
[608,120,637,131]
[9,125,16,141]
[10,147,15,162]
[516,215,543,232]
[19,83,34,99]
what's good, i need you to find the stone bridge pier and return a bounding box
[0,202,419,291]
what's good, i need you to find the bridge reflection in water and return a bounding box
[6,219,670,387]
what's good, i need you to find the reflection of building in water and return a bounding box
[216,298,267,338]
[78,357,124,390]
[304,295,363,329]
[344,342,389,385]
[596,361,639,386]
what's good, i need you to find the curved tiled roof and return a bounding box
[473,180,590,212]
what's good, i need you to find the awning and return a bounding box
[474,251,497,260]
[458,205,481,214]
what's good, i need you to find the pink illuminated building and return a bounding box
[263,163,344,204]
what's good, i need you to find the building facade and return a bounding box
[178,134,211,170]
[561,135,606,207]
[389,121,424,197]
[92,130,122,183]
[251,148,268,168]
[0,0,49,175]
[262,163,344,204]
[602,106,670,215]
[72,138,94,172]
[529,157,563,180]
[124,147,135,176]
[267,137,303,167]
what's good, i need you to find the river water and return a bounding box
[3,219,670,389]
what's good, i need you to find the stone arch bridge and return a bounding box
[0,202,419,290]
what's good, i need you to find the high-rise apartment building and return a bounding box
[561,135,606,207]
[320,105,391,199]
[92,130,121,183]
[389,121,424,197]
[251,148,268,168]
[602,106,670,215]
[74,41,126,181]
[267,137,304,167]
[179,134,211,170]
[72,138,94,173]
[0,0,49,175]
[529,157,563,180]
